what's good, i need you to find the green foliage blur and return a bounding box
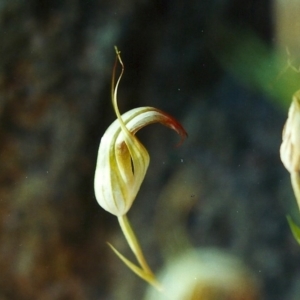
[210,25,300,110]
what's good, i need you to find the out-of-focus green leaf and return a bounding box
[287,215,300,245]
[209,24,300,110]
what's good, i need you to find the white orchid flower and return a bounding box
[280,90,300,245]
[280,90,300,211]
[280,90,300,174]
[94,47,187,289]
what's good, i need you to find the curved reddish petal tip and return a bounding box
[162,111,187,147]
[174,123,188,148]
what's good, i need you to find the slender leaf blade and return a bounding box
[287,215,300,245]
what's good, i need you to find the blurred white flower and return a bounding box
[144,249,260,300]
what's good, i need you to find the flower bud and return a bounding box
[280,90,300,173]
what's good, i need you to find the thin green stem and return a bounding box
[291,172,300,210]
[118,214,153,274]
[115,214,163,291]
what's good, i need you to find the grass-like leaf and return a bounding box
[287,215,300,245]
[107,242,162,291]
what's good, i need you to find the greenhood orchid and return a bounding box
[280,90,300,245]
[94,47,187,289]
[280,90,300,174]
[280,90,300,210]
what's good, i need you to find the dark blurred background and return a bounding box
[1,0,300,299]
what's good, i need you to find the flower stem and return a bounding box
[291,172,300,210]
[118,214,152,273]
[117,214,162,290]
